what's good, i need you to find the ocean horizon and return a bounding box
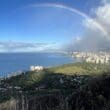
[0,52,80,77]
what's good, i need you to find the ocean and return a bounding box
[0,53,80,77]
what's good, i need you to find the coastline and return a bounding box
[0,52,80,77]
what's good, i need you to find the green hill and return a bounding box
[49,62,110,75]
[0,62,110,110]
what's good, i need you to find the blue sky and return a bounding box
[0,0,104,52]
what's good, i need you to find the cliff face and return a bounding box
[0,94,65,110]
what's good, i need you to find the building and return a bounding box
[30,66,44,71]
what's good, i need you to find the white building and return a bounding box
[86,57,96,63]
[30,66,44,71]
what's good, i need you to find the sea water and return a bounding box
[0,53,80,77]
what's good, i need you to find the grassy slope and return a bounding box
[49,62,110,75]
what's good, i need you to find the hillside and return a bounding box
[49,62,110,75]
[0,62,110,110]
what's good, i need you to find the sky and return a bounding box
[0,0,110,52]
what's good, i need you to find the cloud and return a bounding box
[101,0,110,4]
[65,0,110,52]
[0,41,50,52]
[95,3,110,28]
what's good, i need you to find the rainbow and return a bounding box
[30,3,109,38]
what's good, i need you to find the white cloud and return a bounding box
[0,41,56,52]
[96,3,110,25]
[75,36,82,42]
[83,1,110,36]
[101,0,110,4]
[80,0,110,51]
[83,18,102,32]
[66,0,110,51]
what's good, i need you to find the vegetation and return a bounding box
[0,62,110,110]
[49,62,110,75]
